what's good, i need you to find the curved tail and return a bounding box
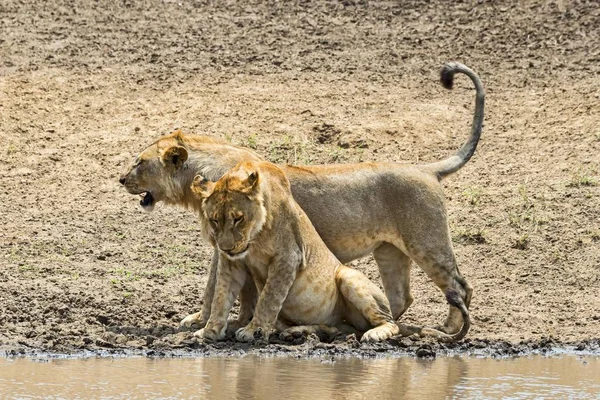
[426,62,485,180]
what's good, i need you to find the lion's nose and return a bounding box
[119,176,126,185]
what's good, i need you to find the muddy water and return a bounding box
[0,355,598,399]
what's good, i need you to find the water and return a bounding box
[0,355,598,399]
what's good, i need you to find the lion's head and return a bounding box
[191,162,267,260]
[120,130,263,212]
[119,131,190,211]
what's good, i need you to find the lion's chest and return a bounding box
[244,255,272,290]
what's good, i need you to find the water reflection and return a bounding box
[0,355,598,399]
[197,356,468,400]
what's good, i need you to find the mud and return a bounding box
[2,333,600,360]
[1,1,599,357]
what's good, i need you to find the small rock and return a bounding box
[416,344,436,358]
[387,336,410,348]
[409,333,420,341]
[146,336,156,346]
[95,339,114,348]
[346,333,360,348]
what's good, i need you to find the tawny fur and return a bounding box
[191,160,400,343]
[121,62,483,339]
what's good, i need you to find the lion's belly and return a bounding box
[325,239,382,264]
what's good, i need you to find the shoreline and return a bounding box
[3,337,599,360]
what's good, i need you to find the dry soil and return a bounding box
[0,0,599,356]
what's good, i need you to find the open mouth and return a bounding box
[139,191,154,208]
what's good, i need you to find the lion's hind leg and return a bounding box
[398,288,471,342]
[373,243,414,320]
[397,227,473,337]
[409,247,473,336]
[335,265,400,343]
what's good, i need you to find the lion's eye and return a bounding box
[233,215,244,224]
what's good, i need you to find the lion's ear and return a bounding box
[162,146,188,169]
[191,175,214,198]
[238,169,260,193]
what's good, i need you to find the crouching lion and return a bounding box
[119,62,484,337]
[190,161,469,342]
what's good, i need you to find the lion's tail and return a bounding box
[425,62,485,180]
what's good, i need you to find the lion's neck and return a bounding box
[167,141,260,216]
[169,155,232,215]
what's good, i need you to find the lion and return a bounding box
[189,161,469,342]
[119,62,484,338]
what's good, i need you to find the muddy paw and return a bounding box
[235,325,268,342]
[193,328,206,339]
[235,326,256,342]
[226,318,249,336]
[194,325,226,342]
[279,327,307,342]
[180,312,207,329]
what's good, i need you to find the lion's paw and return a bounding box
[280,326,312,342]
[226,318,249,336]
[429,323,461,335]
[194,325,226,342]
[361,322,399,343]
[280,328,299,342]
[193,328,206,339]
[180,312,207,329]
[235,324,268,342]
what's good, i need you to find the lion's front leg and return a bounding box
[197,256,247,342]
[235,256,299,342]
[226,277,258,336]
[180,248,220,329]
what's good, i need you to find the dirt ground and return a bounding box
[1,0,599,356]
